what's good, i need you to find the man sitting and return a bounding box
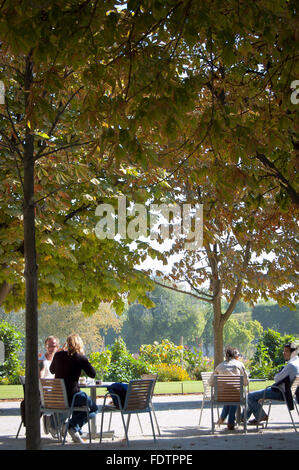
[245,342,299,425]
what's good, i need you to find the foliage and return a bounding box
[183,347,214,380]
[223,319,263,356]
[37,302,122,353]
[249,329,295,379]
[88,350,112,380]
[122,285,205,352]
[252,303,299,336]
[105,337,154,382]
[155,363,190,382]
[0,322,24,384]
[139,339,184,366]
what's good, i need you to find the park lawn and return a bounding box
[0,380,272,400]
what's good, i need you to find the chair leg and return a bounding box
[286,407,298,432]
[264,402,272,429]
[243,405,247,434]
[52,413,61,442]
[86,410,92,443]
[99,410,105,443]
[148,411,156,442]
[136,413,143,433]
[151,405,161,436]
[62,420,69,445]
[120,412,130,446]
[16,421,22,438]
[108,412,113,431]
[198,398,205,426]
[211,402,214,434]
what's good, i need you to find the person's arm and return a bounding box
[82,356,96,378]
[49,353,57,375]
[274,363,289,384]
[39,361,46,378]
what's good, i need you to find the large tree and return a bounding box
[153,158,298,366]
[0,1,189,448]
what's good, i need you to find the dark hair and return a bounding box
[284,342,298,353]
[225,346,235,360]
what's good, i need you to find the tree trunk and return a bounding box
[23,52,41,450]
[212,293,224,367]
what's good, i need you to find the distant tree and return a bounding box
[122,284,205,352]
[252,303,299,336]
[37,302,122,354]
[223,318,263,357]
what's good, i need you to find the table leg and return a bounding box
[89,386,114,440]
[90,387,97,437]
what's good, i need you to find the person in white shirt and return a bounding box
[38,336,59,437]
[38,336,59,378]
[245,342,299,425]
[209,346,249,430]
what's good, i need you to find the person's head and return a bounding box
[224,346,235,361]
[66,334,84,356]
[283,342,298,361]
[44,336,59,355]
[233,348,240,359]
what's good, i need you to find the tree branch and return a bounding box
[256,152,299,208]
[153,278,214,303]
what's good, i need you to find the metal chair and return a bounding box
[211,375,247,434]
[100,379,156,446]
[16,376,26,438]
[199,371,216,426]
[141,373,161,435]
[39,378,92,444]
[257,375,299,432]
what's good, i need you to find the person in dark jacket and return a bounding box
[50,333,98,443]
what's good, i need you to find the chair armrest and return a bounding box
[103,391,123,410]
[70,391,89,409]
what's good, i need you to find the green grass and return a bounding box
[0,380,272,400]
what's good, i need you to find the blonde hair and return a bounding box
[67,334,84,356]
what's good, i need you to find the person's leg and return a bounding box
[69,392,98,433]
[246,387,283,421]
[227,406,237,427]
[220,405,229,420]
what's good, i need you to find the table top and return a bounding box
[79,381,113,388]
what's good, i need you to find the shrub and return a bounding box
[155,363,191,382]
[249,329,295,379]
[139,339,184,366]
[183,347,213,379]
[0,322,24,384]
[88,350,112,379]
[105,337,154,382]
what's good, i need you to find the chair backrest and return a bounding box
[39,378,69,410]
[141,373,157,380]
[201,372,213,398]
[123,379,154,411]
[141,374,157,397]
[291,375,299,396]
[213,375,244,403]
